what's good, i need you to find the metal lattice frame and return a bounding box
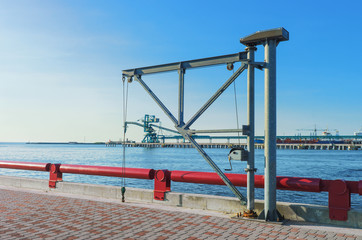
[122,27,289,221]
[123,53,250,203]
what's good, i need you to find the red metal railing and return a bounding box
[48,163,154,188]
[0,160,50,172]
[171,171,322,192]
[59,164,155,179]
[0,160,361,222]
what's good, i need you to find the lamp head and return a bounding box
[240,27,289,46]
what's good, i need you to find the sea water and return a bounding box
[0,143,361,208]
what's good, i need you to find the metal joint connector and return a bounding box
[245,46,257,51]
[244,168,257,173]
[249,62,266,70]
[178,64,185,74]
[242,125,250,136]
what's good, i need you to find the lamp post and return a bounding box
[240,27,289,221]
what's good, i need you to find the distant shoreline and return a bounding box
[26,142,105,145]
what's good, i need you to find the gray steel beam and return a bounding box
[183,64,247,129]
[246,46,257,211]
[149,124,181,135]
[178,68,185,126]
[122,52,247,77]
[135,75,178,126]
[180,132,246,204]
[188,129,244,134]
[124,121,144,132]
[125,122,181,135]
[264,39,277,221]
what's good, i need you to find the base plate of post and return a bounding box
[241,210,258,219]
[231,209,285,225]
[258,209,285,223]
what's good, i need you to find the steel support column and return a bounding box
[246,46,257,211]
[178,68,185,126]
[264,39,278,221]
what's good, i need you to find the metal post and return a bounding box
[264,39,277,221]
[178,68,185,126]
[246,46,256,211]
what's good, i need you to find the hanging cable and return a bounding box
[121,75,129,202]
[232,68,241,146]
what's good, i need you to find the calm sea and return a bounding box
[0,143,361,208]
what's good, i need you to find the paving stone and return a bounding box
[0,188,360,240]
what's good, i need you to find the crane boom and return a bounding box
[149,123,180,135]
[124,115,181,143]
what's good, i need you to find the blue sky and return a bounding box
[0,0,361,142]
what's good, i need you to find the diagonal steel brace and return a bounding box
[179,130,246,204]
[130,63,247,204]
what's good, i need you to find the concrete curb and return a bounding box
[0,175,360,228]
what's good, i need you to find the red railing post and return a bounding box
[328,180,350,221]
[49,164,62,188]
[154,170,171,201]
[0,160,360,222]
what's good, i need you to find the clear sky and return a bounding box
[0,0,361,142]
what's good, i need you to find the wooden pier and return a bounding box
[107,142,362,150]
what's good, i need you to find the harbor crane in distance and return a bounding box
[124,114,181,143]
[125,114,248,144]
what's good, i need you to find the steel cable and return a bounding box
[121,76,129,202]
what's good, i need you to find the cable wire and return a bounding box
[232,69,241,145]
[121,76,129,202]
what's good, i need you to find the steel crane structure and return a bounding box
[122,28,289,221]
[125,114,180,143]
[125,114,248,143]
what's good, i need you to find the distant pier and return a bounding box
[107,142,362,150]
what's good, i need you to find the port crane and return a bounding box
[125,115,251,143]
[124,114,180,143]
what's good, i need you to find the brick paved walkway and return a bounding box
[0,188,361,240]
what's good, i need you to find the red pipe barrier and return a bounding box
[320,180,360,194]
[49,164,63,188]
[328,180,350,221]
[154,170,171,200]
[59,164,155,180]
[0,160,50,172]
[276,176,321,192]
[171,170,247,185]
[0,161,360,222]
[171,171,321,192]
